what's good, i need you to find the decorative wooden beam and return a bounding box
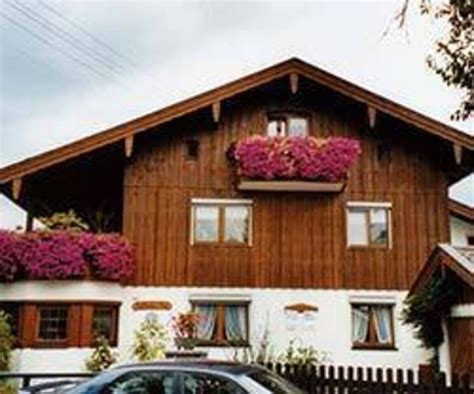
[290,72,299,94]
[125,135,134,158]
[212,101,221,123]
[453,143,462,165]
[367,105,377,129]
[12,177,22,200]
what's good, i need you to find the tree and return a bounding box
[394,1,473,120]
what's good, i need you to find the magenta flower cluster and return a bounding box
[0,230,134,282]
[230,135,361,181]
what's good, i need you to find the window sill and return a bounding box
[352,344,398,351]
[347,245,391,251]
[194,340,250,348]
[191,243,251,249]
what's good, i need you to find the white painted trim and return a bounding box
[191,198,253,205]
[438,243,474,274]
[189,293,252,302]
[349,294,396,305]
[450,303,474,318]
[347,201,392,209]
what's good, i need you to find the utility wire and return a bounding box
[1,12,114,81]
[6,0,127,76]
[36,0,162,92]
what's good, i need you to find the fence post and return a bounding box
[386,368,394,394]
[22,376,31,388]
[347,366,354,393]
[407,369,415,394]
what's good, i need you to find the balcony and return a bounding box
[0,230,134,283]
[227,135,361,192]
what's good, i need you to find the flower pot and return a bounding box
[174,337,196,350]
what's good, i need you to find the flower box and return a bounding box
[227,135,361,188]
[237,180,345,192]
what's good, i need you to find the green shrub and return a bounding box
[85,335,117,372]
[132,316,168,362]
[0,311,14,371]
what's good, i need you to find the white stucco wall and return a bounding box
[1,281,431,373]
[449,216,474,246]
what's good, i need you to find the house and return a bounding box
[448,199,474,247]
[408,244,473,380]
[0,58,473,373]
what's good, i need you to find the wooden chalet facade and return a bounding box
[0,58,473,373]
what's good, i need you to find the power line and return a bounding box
[5,0,127,77]
[36,0,162,91]
[1,12,114,81]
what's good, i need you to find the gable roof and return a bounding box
[0,57,473,185]
[448,199,474,223]
[409,243,474,296]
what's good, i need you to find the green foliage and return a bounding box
[85,335,117,372]
[402,274,458,368]
[39,210,89,232]
[0,311,14,371]
[279,339,328,366]
[132,317,168,362]
[423,0,473,120]
[231,326,276,364]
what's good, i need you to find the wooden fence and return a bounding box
[265,363,473,393]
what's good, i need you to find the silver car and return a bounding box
[66,360,306,393]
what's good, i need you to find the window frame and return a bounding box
[0,301,120,349]
[190,199,253,246]
[92,304,119,346]
[346,202,392,249]
[350,303,396,350]
[190,300,250,347]
[266,111,310,137]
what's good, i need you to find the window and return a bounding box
[106,371,179,394]
[467,235,474,246]
[183,372,247,394]
[37,305,69,342]
[92,305,118,345]
[351,304,395,349]
[0,302,120,348]
[185,139,200,160]
[191,199,252,245]
[347,203,391,247]
[267,113,308,137]
[191,301,249,346]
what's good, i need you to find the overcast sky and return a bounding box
[0,0,472,229]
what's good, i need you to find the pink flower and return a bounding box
[231,135,361,181]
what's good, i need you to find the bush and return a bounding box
[132,316,168,362]
[85,335,117,372]
[279,339,328,366]
[0,310,14,371]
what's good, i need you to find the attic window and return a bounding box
[185,139,200,160]
[267,113,308,137]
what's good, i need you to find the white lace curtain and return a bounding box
[373,306,392,344]
[224,305,247,342]
[195,305,216,340]
[352,306,369,343]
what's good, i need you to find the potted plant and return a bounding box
[171,311,200,350]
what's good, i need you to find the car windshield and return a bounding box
[246,370,305,394]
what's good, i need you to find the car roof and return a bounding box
[114,359,265,376]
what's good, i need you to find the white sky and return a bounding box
[0,0,472,229]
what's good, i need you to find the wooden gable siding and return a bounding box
[448,317,474,376]
[123,84,449,289]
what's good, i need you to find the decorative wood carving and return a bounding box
[368,106,377,129]
[290,72,299,94]
[453,144,462,165]
[212,101,221,123]
[284,303,319,313]
[125,135,134,158]
[132,300,173,311]
[12,177,22,200]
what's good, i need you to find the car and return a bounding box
[66,359,306,393]
[18,379,86,393]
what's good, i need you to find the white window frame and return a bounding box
[346,202,392,248]
[190,198,253,245]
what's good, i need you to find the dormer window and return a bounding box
[267,113,308,137]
